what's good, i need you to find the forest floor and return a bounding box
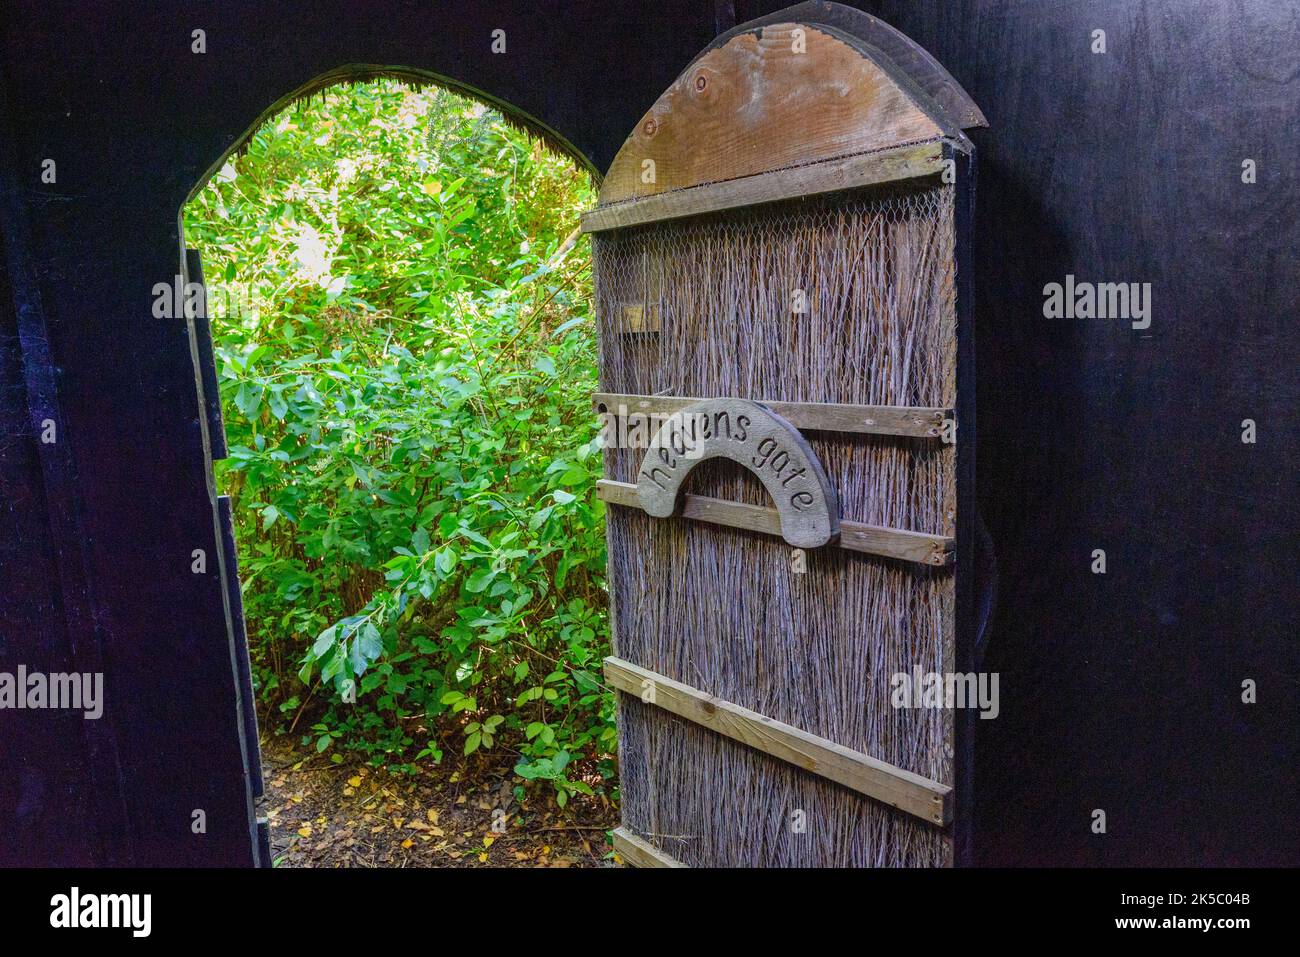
[259,733,617,868]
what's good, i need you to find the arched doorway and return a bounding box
[180,76,613,866]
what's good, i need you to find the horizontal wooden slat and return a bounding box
[611,826,688,869]
[582,140,948,232]
[594,393,949,439]
[606,657,952,826]
[596,479,953,566]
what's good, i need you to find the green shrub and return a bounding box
[183,80,613,802]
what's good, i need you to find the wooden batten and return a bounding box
[605,657,953,826]
[596,480,953,566]
[593,392,950,439]
[611,827,688,869]
[583,139,950,232]
[616,304,660,334]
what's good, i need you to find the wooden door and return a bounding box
[583,2,984,867]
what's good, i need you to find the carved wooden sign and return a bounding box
[635,398,839,548]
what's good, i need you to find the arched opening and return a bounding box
[181,76,614,867]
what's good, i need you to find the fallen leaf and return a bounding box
[347,776,362,788]
[297,824,312,838]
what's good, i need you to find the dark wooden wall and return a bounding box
[840,0,1300,866]
[0,0,1294,866]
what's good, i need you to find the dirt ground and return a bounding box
[259,733,617,868]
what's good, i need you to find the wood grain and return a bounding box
[734,3,988,129]
[595,479,953,566]
[593,391,950,438]
[611,827,688,868]
[598,23,944,204]
[583,140,947,231]
[605,657,953,826]
[617,304,660,333]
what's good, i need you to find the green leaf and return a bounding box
[311,626,337,658]
[233,382,262,418]
[465,569,495,593]
[552,315,586,337]
[348,639,367,677]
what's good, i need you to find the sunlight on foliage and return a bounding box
[184,80,611,804]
